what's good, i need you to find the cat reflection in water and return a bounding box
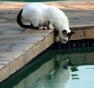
[32,55,71,88]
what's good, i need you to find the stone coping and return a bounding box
[70,25,94,40]
[0,28,54,82]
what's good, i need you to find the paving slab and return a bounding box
[70,30,85,40]
[84,29,94,39]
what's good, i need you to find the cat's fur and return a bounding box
[17,3,75,44]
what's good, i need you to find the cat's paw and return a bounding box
[39,26,47,30]
[55,36,59,42]
[49,24,54,30]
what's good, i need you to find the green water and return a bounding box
[0,50,94,88]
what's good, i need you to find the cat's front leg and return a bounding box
[54,30,59,42]
[48,21,54,30]
[48,21,59,42]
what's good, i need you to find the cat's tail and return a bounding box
[17,9,31,28]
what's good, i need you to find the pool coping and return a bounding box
[0,29,54,82]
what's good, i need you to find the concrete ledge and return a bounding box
[0,29,54,82]
[70,25,94,40]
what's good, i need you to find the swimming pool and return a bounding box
[0,49,94,88]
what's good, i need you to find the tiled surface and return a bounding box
[0,2,94,83]
[0,27,54,82]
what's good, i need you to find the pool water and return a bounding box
[67,65,94,88]
[0,50,94,88]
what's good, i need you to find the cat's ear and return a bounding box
[71,31,75,35]
[62,29,67,35]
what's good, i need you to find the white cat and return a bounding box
[17,3,75,44]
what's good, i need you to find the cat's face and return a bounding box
[59,29,75,44]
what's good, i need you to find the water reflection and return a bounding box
[13,54,71,88]
[1,51,94,88]
[31,55,71,88]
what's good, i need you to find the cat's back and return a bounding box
[32,3,49,10]
[22,3,42,19]
[46,6,68,25]
[23,3,49,12]
[22,3,49,18]
[46,6,66,18]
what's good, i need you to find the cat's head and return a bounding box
[59,29,75,44]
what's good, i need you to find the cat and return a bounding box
[17,3,75,44]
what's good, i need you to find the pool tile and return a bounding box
[9,59,16,74]
[68,53,85,65]
[60,42,70,49]
[69,40,79,49]
[38,39,48,53]
[47,33,54,46]
[69,30,84,40]
[86,53,94,64]
[78,39,89,48]
[0,57,17,75]
[88,39,94,48]
[0,65,9,82]
[15,54,24,70]
[51,42,60,50]
[85,29,94,39]
[24,44,39,64]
